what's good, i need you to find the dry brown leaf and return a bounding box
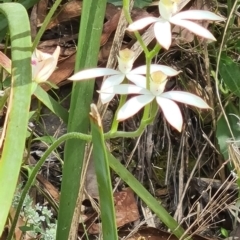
[114,188,140,227]
[37,0,48,26]
[79,188,140,234]
[119,226,214,240]
[100,10,121,46]
[47,1,82,29]
[37,174,60,202]
[172,0,212,46]
[184,79,212,123]
[0,51,11,73]
[9,208,25,240]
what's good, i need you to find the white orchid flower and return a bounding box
[69,48,150,104]
[31,46,60,83]
[128,0,225,49]
[99,70,210,132]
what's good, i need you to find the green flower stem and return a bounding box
[7,132,91,240]
[105,117,152,139]
[146,57,151,90]
[122,0,149,55]
[32,0,63,50]
[110,94,127,133]
[150,99,159,119]
[122,0,163,134]
[148,43,161,59]
[140,57,152,122]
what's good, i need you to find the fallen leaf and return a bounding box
[47,1,82,29]
[119,227,214,240]
[79,188,140,234]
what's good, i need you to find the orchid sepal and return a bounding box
[68,68,120,81]
[127,1,225,49]
[32,46,60,83]
[161,91,210,109]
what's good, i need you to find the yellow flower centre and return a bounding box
[161,0,178,7]
[118,48,135,73]
[151,71,167,84]
[119,48,135,62]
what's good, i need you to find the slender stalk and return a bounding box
[32,0,63,50]
[0,3,32,235]
[122,0,149,54]
[8,132,90,240]
[110,94,127,133]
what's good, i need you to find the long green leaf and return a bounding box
[0,3,32,235]
[34,85,69,124]
[108,151,189,239]
[56,0,107,239]
[219,54,240,97]
[90,105,118,240]
[0,0,39,41]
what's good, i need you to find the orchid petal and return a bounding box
[100,74,125,104]
[32,46,60,83]
[154,20,172,49]
[99,84,151,95]
[126,73,147,88]
[127,17,159,31]
[117,95,155,121]
[156,97,183,132]
[130,64,181,77]
[52,46,61,59]
[32,59,45,80]
[159,0,177,20]
[100,93,115,104]
[117,48,134,74]
[129,65,148,75]
[161,91,210,108]
[68,68,120,81]
[35,57,57,83]
[34,48,52,60]
[170,19,216,40]
[149,64,181,76]
[150,78,167,96]
[171,10,225,21]
[101,74,125,89]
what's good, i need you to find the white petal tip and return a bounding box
[176,127,182,132]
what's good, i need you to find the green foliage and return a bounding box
[33,135,56,145]
[108,151,187,238]
[34,86,68,124]
[216,103,240,159]
[13,185,57,240]
[221,227,229,237]
[0,3,32,234]
[219,53,240,97]
[0,0,39,41]
[56,0,107,239]
[217,53,240,160]
[0,0,227,239]
[108,0,152,8]
[90,105,118,240]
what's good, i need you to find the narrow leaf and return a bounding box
[90,104,118,240]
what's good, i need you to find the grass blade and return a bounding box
[56,0,107,239]
[0,3,32,235]
[90,104,118,240]
[108,151,190,239]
